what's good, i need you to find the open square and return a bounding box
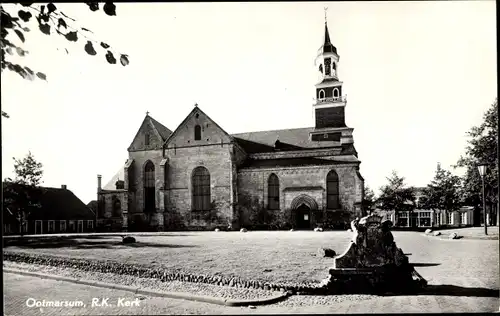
[5,230,498,288]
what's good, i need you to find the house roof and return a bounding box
[87,200,98,213]
[2,182,95,221]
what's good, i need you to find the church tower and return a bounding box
[310,14,354,145]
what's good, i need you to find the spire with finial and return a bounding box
[321,7,336,55]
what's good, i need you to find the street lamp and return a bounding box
[477,163,488,235]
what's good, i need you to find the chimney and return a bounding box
[61,185,67,190]
[97,174,102,192]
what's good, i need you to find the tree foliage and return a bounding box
[1,2,129,82]
[362,184,376,213]
[419,163,462,212]
[377,170,416,213]
[11,151,44,186]
[3,151,44,235]
[455,98,498,208]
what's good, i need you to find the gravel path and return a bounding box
[3,261,279,301]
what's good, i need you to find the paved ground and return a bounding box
[434,226,499,240]
[4,273,499,315]
[4,231,500,314]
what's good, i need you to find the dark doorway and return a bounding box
[296,204,311,230]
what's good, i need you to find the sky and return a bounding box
[1,1,497,204]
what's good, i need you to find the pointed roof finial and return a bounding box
[194,103,198,107]
[324,6,328,24]
[146,111,150,116]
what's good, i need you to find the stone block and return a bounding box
[318,247,336,258]
[122,236,136,244]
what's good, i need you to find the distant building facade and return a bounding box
[375,187,476,229]
[2,182,96,235]
[96,19,365,232]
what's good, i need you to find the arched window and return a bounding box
[326,170,340,209]
[333,88,339,98]
[268,174,280,210]
[145,133,150,146]
[194,125,201,140]
[192,166,210,211]
[144,161,155,213]
[319,89,325,99]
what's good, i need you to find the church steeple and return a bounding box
[322,22,337,55]
[311,12,352,143]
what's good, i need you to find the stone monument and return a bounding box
[323,214,427,294]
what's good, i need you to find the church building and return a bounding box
[96,19,365,232]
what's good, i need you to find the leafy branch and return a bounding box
[1,2,129,82]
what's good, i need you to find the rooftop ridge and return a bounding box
[231,126,314,136]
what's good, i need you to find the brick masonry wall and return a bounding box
[237,163,362,228]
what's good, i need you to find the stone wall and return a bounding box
[237,163,361,228]
[97,190,127,231]
[127,149,165,215]
[164,143,235,230]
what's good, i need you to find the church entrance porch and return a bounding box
[295,204,312,229]
[290,194,320,230]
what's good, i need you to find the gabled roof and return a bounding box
[164,105,235,147]
[128,114,173,151]
[149,115,173,141]
[2,182,95,221]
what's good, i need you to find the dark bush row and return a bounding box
[4,251,325,294]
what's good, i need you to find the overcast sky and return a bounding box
[1,1,497,204]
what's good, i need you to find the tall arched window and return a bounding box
[144,161,155,213]
[268,174,280,210]
[327,170,340,209]
[194,125,202,140]
[145,133,150,146]
[192,166,210,211]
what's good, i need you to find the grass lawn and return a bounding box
[4,230,499,290]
